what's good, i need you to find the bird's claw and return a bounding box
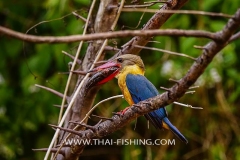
[117,107,130,115]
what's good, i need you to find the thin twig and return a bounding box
[148,40,161,44]
[49,124,82,136]
[70,70,88,75]
[104,46,120,52]
[25,13,74,35]
[53,104,68,108]
[123,7,146,29]
[189,86,199,89]
[94,60,108,65]
[144,1,168,5]
[62,51,82,64]
[193,45,206,50]
[35,84,67,100]
[109,1,163,9]
[85,95,124,122]
[134,45,197,60]
[121,8,233,18]
[168,78,180,84]
[173,101,203,109]
[72,11,87,22]
[160,86,171,91]
[229,31,240,42]
[185,91,196,94]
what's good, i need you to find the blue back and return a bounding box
[125,74,188,143]
[126,74,167,128]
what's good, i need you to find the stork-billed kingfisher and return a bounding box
[91,54,188,143]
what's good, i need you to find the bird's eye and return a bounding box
[117,58,123,63]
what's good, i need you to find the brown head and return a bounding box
[90,54,145,73]
[113,54,145,72]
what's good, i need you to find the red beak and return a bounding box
[88,61,120,72]
[86,61,120,90]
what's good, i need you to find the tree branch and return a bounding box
[0,25,219,43]
[52,7,240,155]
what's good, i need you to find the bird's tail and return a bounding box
[163,117,188,144]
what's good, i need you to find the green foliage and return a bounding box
[0,0,240,160]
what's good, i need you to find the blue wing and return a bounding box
[126,74,188,143]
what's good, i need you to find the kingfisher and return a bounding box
[90,54,188,143]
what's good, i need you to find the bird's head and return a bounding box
[87,54,145,86]
[91,54,145,75]
[113,54,145,73]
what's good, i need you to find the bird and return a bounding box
[90,54,188,143]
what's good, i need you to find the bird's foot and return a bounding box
[117,107,130,115]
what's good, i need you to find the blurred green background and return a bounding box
[0,0,240,160]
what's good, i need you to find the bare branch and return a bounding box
[35,84,68,100]
[51,8,240,154]
[185,91,196,94]
[168,78,180,84]
[25,13,75,35]
[121,8,233,18]
[70,70,88,75]
[88,95,124,116]
[72,11,87,22]
[160,86,171,92]
[49,124,83,137]
[53,104,68,108]
[122,8,146,29]
[108,1,165,9]
[104,46,120,52]
[134,45,197,60]
[173,102,203,109]
[193,45,206,50]
[61,51,82,64]
[0,26,220,43]
[189,86,200,89]
[229,31,240,42]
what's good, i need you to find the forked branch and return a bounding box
[49,8,240,158]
